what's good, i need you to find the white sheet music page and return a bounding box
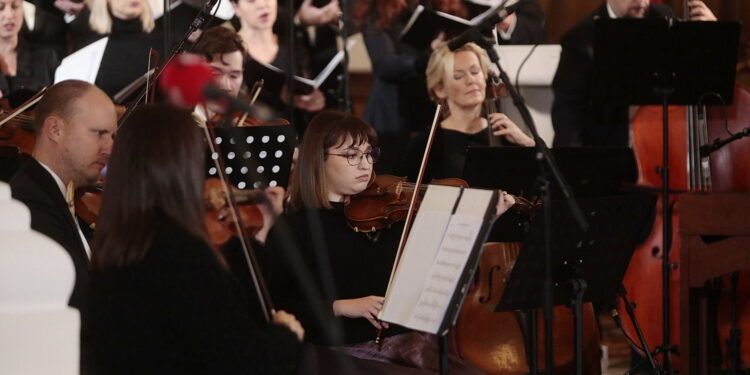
[380,186,495,334]
[379,185,459,330]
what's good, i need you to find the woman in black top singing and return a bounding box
[0,0,58,99]
[85,104,304,374]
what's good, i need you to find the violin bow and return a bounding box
[0,87,47,128]
[200,125,276,323]
[383,103,444,297]
[236,79,265,127]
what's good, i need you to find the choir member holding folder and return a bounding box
[259,109,515,372]
[232,0,331,131]
[353,0,465,175]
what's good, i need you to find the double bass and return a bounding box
[620,1,750,369]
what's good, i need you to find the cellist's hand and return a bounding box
[495,191,516,216]
[273,310,305,341]
[687,0,717,21]
[333,296,390,330]
[253,186,286,244]
[488,113,535,147]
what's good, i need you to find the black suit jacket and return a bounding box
[551,3,673,147]
[10,158,89,309]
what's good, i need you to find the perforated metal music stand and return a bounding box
[205,125,296,189]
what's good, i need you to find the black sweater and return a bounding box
[261,202,409,345]
[84,217,301,374]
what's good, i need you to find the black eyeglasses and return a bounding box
[326,147,381,166]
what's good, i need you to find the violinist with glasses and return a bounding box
[259,110,516,372]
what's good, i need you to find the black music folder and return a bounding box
[398,4,494,49]
[243,41,354,95]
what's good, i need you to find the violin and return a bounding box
[75,184,104,230]
[204,79,291,128]
[204,178,267,249]
[206,112,290,128]
[0,91,46,156]
[344,173,539,233]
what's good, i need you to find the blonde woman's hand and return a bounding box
[488,113,535,147]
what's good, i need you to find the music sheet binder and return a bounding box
[398,4,496,49]
[244,40,355,95]
[380,185,498,334]
[205,125,296,189]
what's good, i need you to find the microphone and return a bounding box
[159,53,265,118]
[447,0,521,51]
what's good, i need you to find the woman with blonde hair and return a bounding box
[68,0,165,97]
[401,42,534,181]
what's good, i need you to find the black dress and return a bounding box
[260,202,409,345]
[84,215,301,374]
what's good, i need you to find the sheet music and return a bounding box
[406,189,494,332]
[380,185,459,328]
[381,186,495,334]
[54,37,108,84]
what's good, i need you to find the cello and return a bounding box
[454,241,603,375]
[620,1,750,370]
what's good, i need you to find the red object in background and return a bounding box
[159,54,214,109]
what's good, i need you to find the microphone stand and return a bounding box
[285,1,296,125]
[465,25,589,375]
[700,126,750,156]
[163,0,172,56]
[337,1,352,113]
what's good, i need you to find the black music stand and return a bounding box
[463,146,638,243]
[496,194,657,375]
[206,125,297,189]
[592,18,739,374]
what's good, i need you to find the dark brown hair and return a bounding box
[289,110,377,211]
[192,26,247,64]
[91,104,209,269]
[33,80,94,135]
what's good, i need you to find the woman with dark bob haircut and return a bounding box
[263,110,514,372]
[83,103,304,374]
